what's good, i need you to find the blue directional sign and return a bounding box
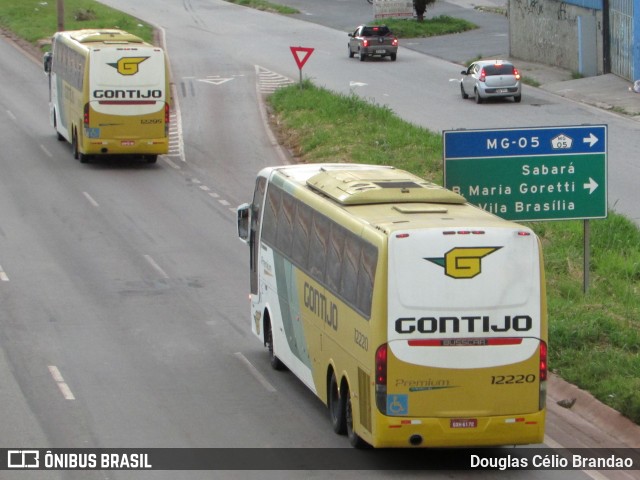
[443,125,607,221]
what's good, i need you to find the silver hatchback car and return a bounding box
[460,60,522,103]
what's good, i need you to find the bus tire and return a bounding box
[328,371,346,435]
[346,387,370,448]
[145,155,158,164]
[72,130,89,163]
[265,319,284,371]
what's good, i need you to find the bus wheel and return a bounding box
[328,372,346,435]
[345,387,369,448]
[72,131,89,163]
[265,320,284,371]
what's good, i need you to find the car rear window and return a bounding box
[483,64,516,75]
[363,26,390,36]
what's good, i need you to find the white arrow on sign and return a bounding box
[582,133,599,147]
[583,177,599,194]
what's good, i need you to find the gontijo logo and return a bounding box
[426,247,501,279]
[107,56,149,75]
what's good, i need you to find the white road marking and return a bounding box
[234,352,276,393]
[0,264,8,282]
[82,192,99,207]
[48,365,76,400]
[40,145,53,157]
[143,254,169,279]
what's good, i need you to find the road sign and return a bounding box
[290,46,314,70]
[443,125,607,221]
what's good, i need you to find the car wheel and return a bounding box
[514,94,522,103]
[390,53,396,61]
[328,372,346,434]
[348,46,354,58]
[460,83,468,99]
[475,89,483,104]
[359,50,366,62]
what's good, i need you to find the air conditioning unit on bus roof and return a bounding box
[306,167,466,206]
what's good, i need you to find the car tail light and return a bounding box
[362,39,369,47]
[514,68,521,80]
[479,68,486,82]
[392,38,398,46]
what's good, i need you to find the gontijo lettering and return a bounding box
[303,282,338,330]
[395,315,532,334]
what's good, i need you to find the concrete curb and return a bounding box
[548,373,640,448]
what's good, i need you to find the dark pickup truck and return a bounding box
[348,25,398,62]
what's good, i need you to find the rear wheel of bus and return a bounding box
[345,385,369,448]
[328,371,346,434]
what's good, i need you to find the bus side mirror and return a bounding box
[43,52,52,73]
[237,203,251,243]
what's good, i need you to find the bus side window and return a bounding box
[292,202,312,270]
[356,242,377,318]
[341,234,361,308]
[276,192,296,256]
[262,187,281,246]
[325,224,346,293]
[308,212,330,280]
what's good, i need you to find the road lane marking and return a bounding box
[143,254,169,279]
[0,265,8,281]
[40,145,53,157]
[234,352,276,393]
[48,365,76,400]
[82,192,99,207]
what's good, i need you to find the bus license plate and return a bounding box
[451,418,477,428]
[121,140,135,146]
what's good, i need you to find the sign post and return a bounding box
[289,46,314,89]
[443,125,608,292]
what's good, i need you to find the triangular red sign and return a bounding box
[290,46,314,70]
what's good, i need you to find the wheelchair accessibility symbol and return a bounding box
[387,394,408,415]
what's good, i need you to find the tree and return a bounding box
[414,0,436,22]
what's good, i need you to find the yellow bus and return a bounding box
[237,164,548,448]
[43,29,170,163]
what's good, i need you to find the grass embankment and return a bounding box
[0,0,154,49]
[268,81,640,424]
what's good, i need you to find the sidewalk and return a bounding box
[514,59,640,118]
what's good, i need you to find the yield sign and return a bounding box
[290,46,314,70]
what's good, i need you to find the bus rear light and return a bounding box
[517,231,531,236]
[442,230,485,235]
[395,233,409,239]
[375,344,387,385]
[375,344,388,414]
[539,341,548,382]
[408,338,523,347]
[83,103,90,125]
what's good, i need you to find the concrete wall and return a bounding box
[509,0,604,76]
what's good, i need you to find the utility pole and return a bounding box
[57,0,64,31]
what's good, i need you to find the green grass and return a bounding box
[223,0,299,14]
[374,16,476,38]
[0,0,154,49]
[268,81,640,424]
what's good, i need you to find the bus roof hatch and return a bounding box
[306,168,466,205]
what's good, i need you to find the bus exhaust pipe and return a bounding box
[409,435,423,446]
